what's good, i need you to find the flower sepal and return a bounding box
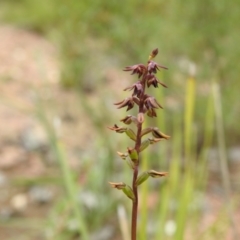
[148,170,168,178]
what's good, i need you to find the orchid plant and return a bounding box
[108,48,170,240]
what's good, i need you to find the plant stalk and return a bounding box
[131,73,147,240]
[131,166,139,240]
[110,50,168,240]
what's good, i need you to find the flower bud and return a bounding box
[126,157,135,169]
[136,171,150,186]
[109,182,135,200]
[122,185,135,201]
[139,139,150,152]
[140,127,152,137]
[149,48,159,60]
[125,128,137,141]
[127,147,138,162]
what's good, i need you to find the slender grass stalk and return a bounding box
[36,100,89,239]
[212,81,238,240]
[77,91,115,178]
[118,205,131,240]
[154,113,181,240]
[173,76,196,240]
[197,89,214,189]
[184,76,196,165]
[108,49,169,240]
[174,171,194,240]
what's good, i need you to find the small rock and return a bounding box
[207,148,220,172]
[0,207,14,221]
[0,146,26,169]
[228,147,240,163]
[164,220,176,236]
[0,171,8,186]
[29,186,53,204]
[78,191,98,209]
[20,124,48,151]
[67,218,79,232]
[10,193,28,212]
[90,225,114,240]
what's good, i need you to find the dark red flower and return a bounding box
[144,95,163,110]
[124,81,143,97]
[146,74,167,88]
[123,64,147,78]
[147,61,168,74]
[114,97,135,111]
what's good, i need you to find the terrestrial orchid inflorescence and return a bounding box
[108,48,170,240]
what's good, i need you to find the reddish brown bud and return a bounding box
[148,48,159,60]
[144,96,163,109]
[152,48,158,57]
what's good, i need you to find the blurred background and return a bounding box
[0,0,239,239]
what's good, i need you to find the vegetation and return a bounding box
[0,0,239,239]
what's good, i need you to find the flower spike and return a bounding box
[108,48,170,239]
